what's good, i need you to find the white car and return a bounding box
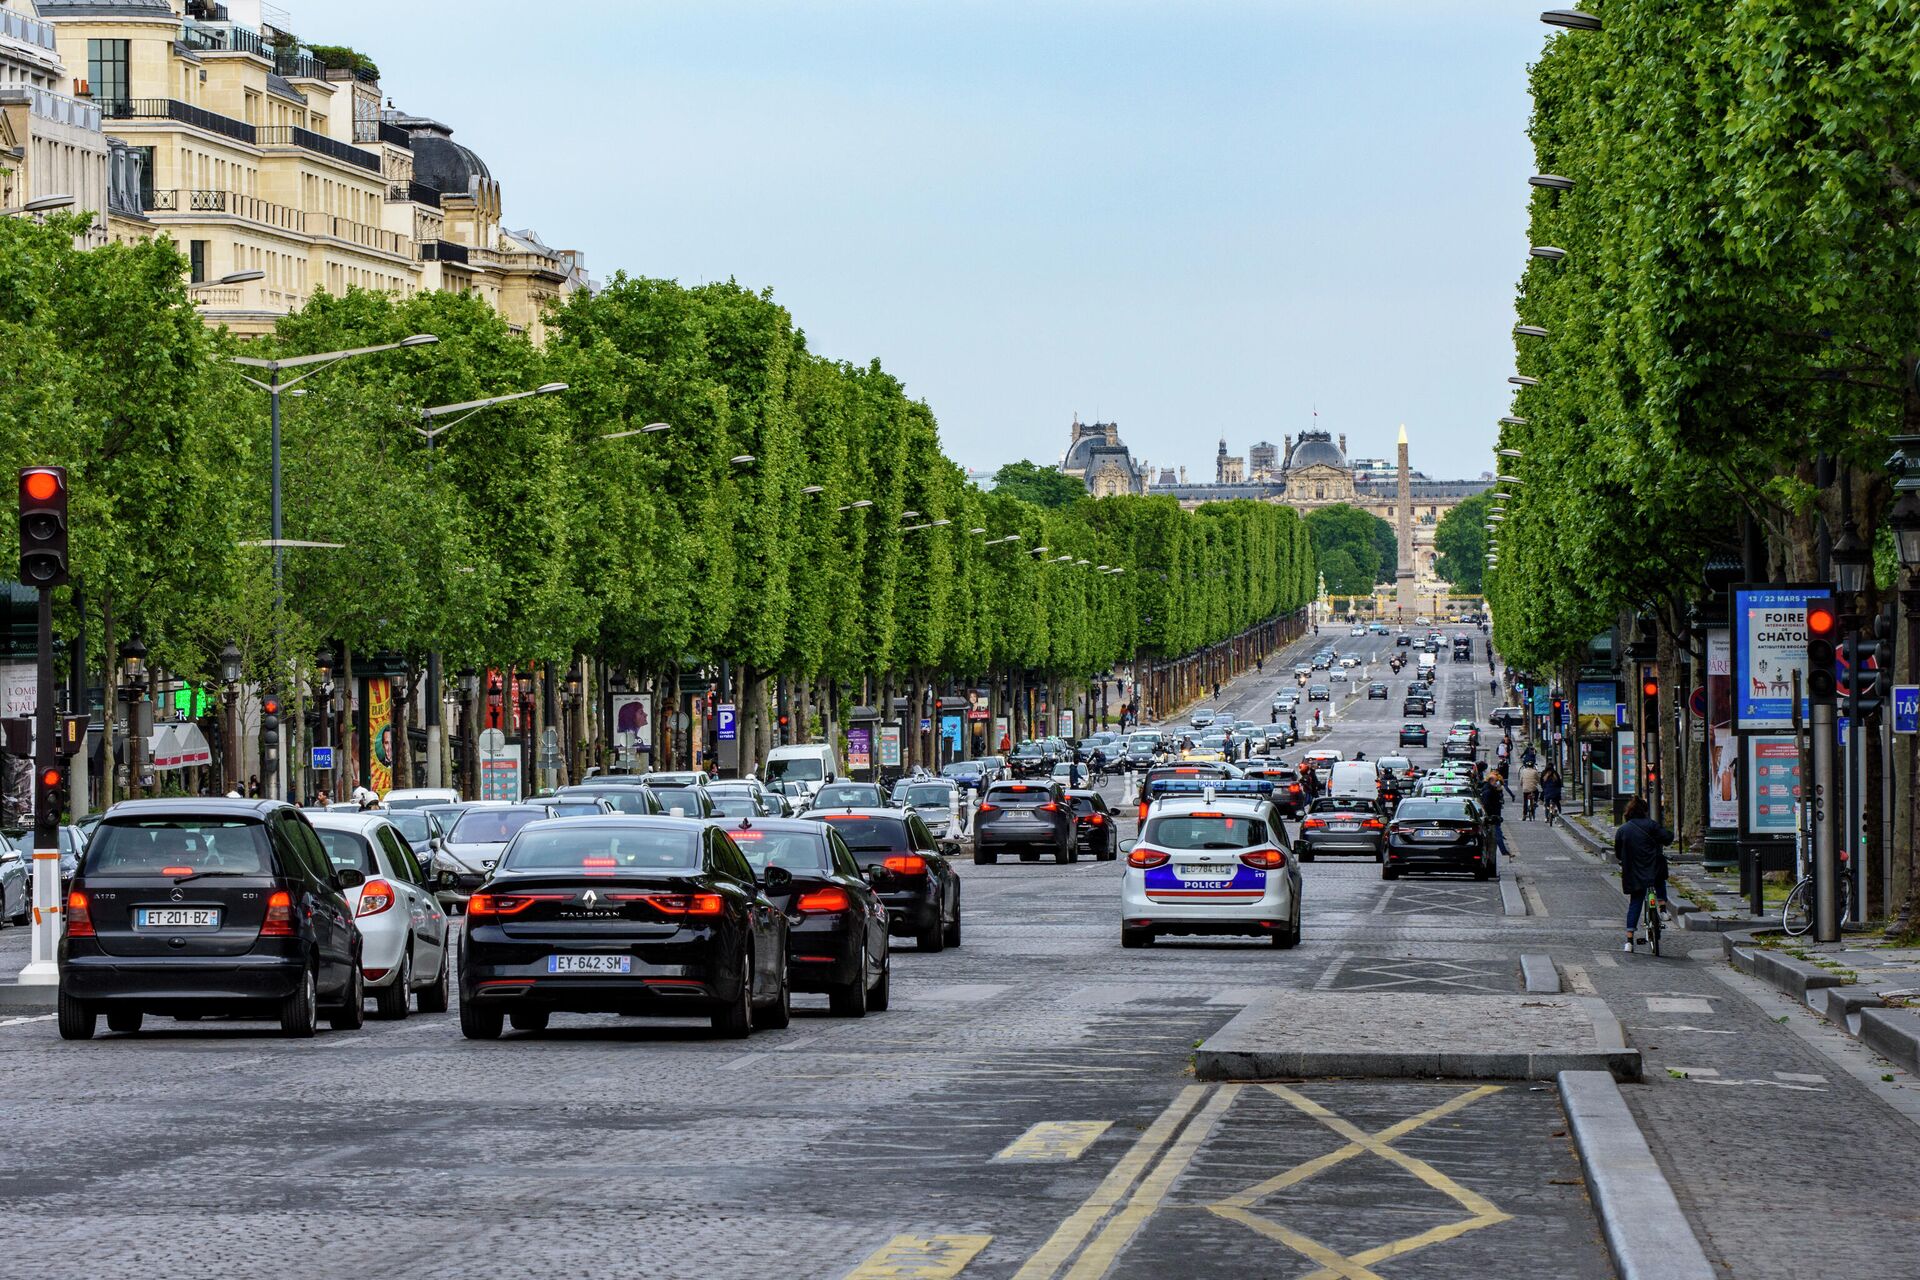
[1121,790,1301,948]
[1350,625,1366,636]
[308,812,453,1017]
[893,777,962,839]
[383,787,459,811]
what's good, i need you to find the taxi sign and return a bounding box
[1146,778,1274,799]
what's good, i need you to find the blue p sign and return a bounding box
[716,704,738,742]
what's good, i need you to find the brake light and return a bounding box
[1088,813,1106,825]
[1288,784,1301,794]
[467,891,567,917]
[355,878,396,917]
[1037,802,1060,812]
[1128,846,1169,868]
[66,890,93,937]
[795,887,851,913]
[261,889,295,936]
[642,893,726,916]
[977,802,996,813]
[1301,818,1325,830]
[1239,848,1286,870]
[1362,818,1384,830]
[582,856,616,867]
[162,866,194,876]
[1138,802,1149,822]
[883,855,926,875]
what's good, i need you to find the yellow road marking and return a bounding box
[1012,1086,1206,1280]
[1564,962,1596,995]
[844,1234,992,1279]
[1064,1085,1241,1279]
[996,1121,1113,1163]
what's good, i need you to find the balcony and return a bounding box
[418,239,468,265]
[275,49,328,81]
[304,212,406,257]
[105,99,254,145]
[354,119,413,149]
[0,85,101,132]
[0,5,58,53]
[386,180,440,208]
[144,189,305,234]
[180,20,272,59]
[256,125,380,173]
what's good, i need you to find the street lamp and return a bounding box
[729,454,756,466]
[186,269,266,293]
[801,485,826,496]
[120,637,147,682]
[1529,174,1575,191]
[220,642,243,794]
[1515,325,1548,338]
[220,643,243,686]
[1529,246,1566,261]
[418,382,569,447]
[1892,490,1920,569]
[1832,518,1871,600]
[1496,475,1522,485]
[1030,545,1051,556]
[901,511,920,521]
[1498,448,1524,458]
[968,527,987,535]
[1509,377,1540,388]
[600,421,671,441]
[1541,9,1603,31]
[1499,417,1528,427]
[837,499,873,512]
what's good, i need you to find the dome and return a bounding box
[1062,433,1101,473]
[1286,431,1347,472]
[400,121,493,196]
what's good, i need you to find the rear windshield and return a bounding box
[709,794,761,818]
[314,829,378,874]
[814,783,883,808]
[1070,796,1102,816]
[1310,796,1378,814]
[85,819,272,875]
[985,785,1051,807]
[902,785,952,808]
[385,810,433,841]
[1396,800,1476,821]
[550,802,607,818]
[560,789,654,816]
[501,827,700,871]
[727,828,830,872]
[765,757,825,783]
[383,797,444,811]
[651,788,704,814]
[448,809,545,844]
[814,815,910,853]
[1143,813,1269,850]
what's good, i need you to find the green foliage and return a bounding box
[991,460,1087,509]
[1434,491,1491,592]
[306,44,379,79]
[1304,505,1392,594]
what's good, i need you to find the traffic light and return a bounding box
[36,762,66,835]
[18,465,69,588]
[1805,597,1837,702]
[260,694,281,756]
[1842,635,1883,714]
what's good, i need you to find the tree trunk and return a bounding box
[99,590,115,811]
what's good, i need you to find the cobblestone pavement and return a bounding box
[18,630,1885,1277]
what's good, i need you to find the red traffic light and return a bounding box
[1807,605,1838,637]
[39,766,62,788]
[1642,679,1659,698]
[22,469,62,502]
[261,696,281,716]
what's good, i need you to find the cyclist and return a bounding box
[1615,797,1674,952]
[1088,747,1108,786]
[1519,760,1541,820]
[1539,764,1563,826]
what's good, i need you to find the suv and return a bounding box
[60,799,366,1039]
[974,781,1076,864]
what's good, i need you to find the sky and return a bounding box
[319,0,1546,480]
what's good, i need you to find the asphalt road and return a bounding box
[5,627,1909,1277]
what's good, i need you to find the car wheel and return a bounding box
[279,967,318,1039]
[1100,835,1117,862]
[974,847,996,865]
[1375,850,1386,863]
[828,951,869,1018]
[416,945,451,1013]
[57,989,95,1041]
[944,889,962,947]
[917,910,946,952]
[1474,861,1494,882]
[1121,926,1154,948]
[510,1007,550,1033]
[1382,867,1400,881]
[1058,845,1077,865]
[105,1008,143,1035]
[460,998,504,1040]
[867,949,892,1012]
[711,952,754,1039]
[754,955,792,1030]
[375,946,412,1020]
[327,965,365,1031]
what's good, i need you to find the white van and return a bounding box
[1328,760,1381,800]
[1416,650,1437,675]
[763,743,841,802]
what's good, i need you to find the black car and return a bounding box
[458,817,791,1039]
[1399,723,1429,747]
[59,799,366,1039]
[812,781,889,809]
[809,809,961,949]
[1009,743,1052,779]
[1396,634,1411,646]
[707,787,776,819]
[1385,796,1494,880]
[555,784,664,816]
[1246,763,1308,818]
[1296,796,1387,862]
[1367,682,1389,700]
[719,818,891,1016]
[1307,684,1331,702]
[1402,697,1429,717]
[974,781,1077,864]
[1442,733,1477,762]
[1066,790,1119,860]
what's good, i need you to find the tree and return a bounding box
[1433,492,1491,592]
[1304,505,1392,591]
[991,460,1086,509]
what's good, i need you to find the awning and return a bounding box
[148,722,212,771]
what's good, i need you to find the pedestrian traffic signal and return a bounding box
[1805,597,1837,702]
[1641,676,1659,700]
[18,465,69,588]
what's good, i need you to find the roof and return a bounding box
[305,811,398,832]
[35,0,176,15]
[102,797,286,819]
[1285,431,1348,472]
[265,73,306,104]
[408,127,492,194]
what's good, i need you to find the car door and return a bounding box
[714,830,778,996]
[907,815,952,920]
[277,814,353,994]
[378,823,447,977]
[0,836,23,918]
[829,830,886,974]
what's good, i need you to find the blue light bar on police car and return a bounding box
[1146,779,1274,799]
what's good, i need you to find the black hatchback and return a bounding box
[808,809,962,950]
[59,799,366,1039]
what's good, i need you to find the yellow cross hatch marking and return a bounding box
[844,1234,992,1280]
[996,1121,1113,1163]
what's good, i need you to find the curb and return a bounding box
[1858,1007,1920,1077]
[1725,941,1842,1000]
[1499,875,1526,917]
[1519,953,1560,993]
[1558,1070,1717,1280]
[0,981,58,1014]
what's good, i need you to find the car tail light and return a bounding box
[795,887,850,913]
[1127,846,1169,868]
[641,893,726,916]
[1138,801,1149,822]
[977,802,996,814]
[1038,801,1060,812]
[1088,813,1106,825]
[1239,848,1286,869]
[582,856,616,868]
[1301,817,1326,830]
[883,855,926,875]
[356,878,396,917]
[1362,818,1385,830]
[467,891,567,917]
[66,890,93,937]
[261,889,295,936]
[1288,783,1301,794]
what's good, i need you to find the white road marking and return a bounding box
[1647,997,1715,1014]
[1562,963,1596,995]
[1591,951,1618,968]
[0,1014,53,1028]
[1775,1071,1828,1084]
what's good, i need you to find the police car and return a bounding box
[1121,779,1301,948]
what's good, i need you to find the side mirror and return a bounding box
[761,865,794,893]
[334,868,366,890]
[1120,840,1136,854]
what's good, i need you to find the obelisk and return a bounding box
[1394,424,1415,618]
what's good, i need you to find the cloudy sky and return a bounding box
[321,0,1545,479]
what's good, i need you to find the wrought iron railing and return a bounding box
[106,99,256,145]
[256,124,380,173]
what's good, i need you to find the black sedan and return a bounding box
[1066,790,1119,860]
[718,818,890,1016]
[809,809,962,950]
[1442,733,1477,762]
[1368,682,1390,700]
[1296,796,1387,862]
[1384,796,1494,880]
[59,799,365,1039]
[1399,723,1428,747]
[458,817,791,1039]
[1307,684,1331,702]
[555,784,664,816]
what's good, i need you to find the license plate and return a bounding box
[1329,822,1360,832]
[1417,828,1454,841]
[547,954,632,975]
[1175,863,1235,881]
[135,907,219,929]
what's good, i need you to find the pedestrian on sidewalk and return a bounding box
[1519,763,1540,819]
[1479,771,1510,860]
[1615,797,1674,952]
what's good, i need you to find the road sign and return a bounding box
[478,727,506,755]
[716,703,737,742]
[1615,702,1628,728]
[310,745,334,771]
[1689,687,1707,718]
[1894,684,1920,735]
[920,717,932,732]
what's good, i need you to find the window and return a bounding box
[188,239,207,283]
[87,39,129,112]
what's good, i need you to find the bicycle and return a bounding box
[1632,888,1664,956]
[1783,859,1851,938]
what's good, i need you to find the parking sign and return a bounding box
[716,704,737,742]
[1895,685,1920,735]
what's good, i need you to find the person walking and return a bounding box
[1519,762,1541,820]
[1615,797,1674,952]
[1479,770,1510,862]
[1539,764,1563,826]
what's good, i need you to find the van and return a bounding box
[1328,760,1381,800]
[763,743,842,801]
[1416,651,1437,674]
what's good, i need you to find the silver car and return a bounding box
[0,833,26,925]
[308,813,453,1017]
[892,778,962,840]
[433,803,556,911]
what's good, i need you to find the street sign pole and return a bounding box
[20,583,59,984]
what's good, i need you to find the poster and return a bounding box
[1,659,34,719]
[366,677,394,793]
[1746,735,1801,836]
[1576,681,1617,740]
[1058,709,1075,739]
[847,727,871,771]
[1617,731,1637,796]
[940,715,963,752]
[879,725,902,767]
[1706,629,1738,828]
[1734,586,1826,731]
[479,744,521,801]
[612,693,652,758]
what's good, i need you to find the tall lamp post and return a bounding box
[1890,458,1920,928]
[220,642,242,794]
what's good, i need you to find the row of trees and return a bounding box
[1490,4,1920,920]
[0,213,1317,786]
[1303,505,1396,595]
